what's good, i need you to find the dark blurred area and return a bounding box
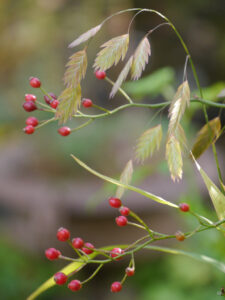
[0,0,224,299]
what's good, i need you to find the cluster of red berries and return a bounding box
[23,71,106,136]
[108,197,130,227]
[45,209,134,294]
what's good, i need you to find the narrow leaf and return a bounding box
[168,80,190,134]
[110,56,133,98]
[144,245,225,273]
[192,154,225,226]
[136,124,163,163]
[166,135,183,182]
[192,117,221,159]
[68,24,102,48]
[94,34,129,71]
[71,155,178,208]
[56,85,81,123]
[64,49,87,88]
[116,160,133,199]
[131,37,151,80]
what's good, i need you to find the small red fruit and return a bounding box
[44,93,57,105]
[95,70,106,80]
[179,203,190,212]
[175,231,185,241]
[82,98,93,108]
[26,116,39,127]
[110,248,124,260]
[23,101,37,112]
[120,206,130,216]
[45,248,61,260]
[57,227,70,241]
[82,242,94,255]
[54,272,67,285]
[25,94,36,102]
[58,127,71,136]
[72,237,84,249]
[115,216,127,227]
[68,280,82,292]
[109,197,122,208]
[111,281,122,293]
[29,77,41,88]
[50,99,59,109]
[126,267,135,276]
[24,125,35,134]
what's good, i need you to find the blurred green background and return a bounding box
[0,0,224,299]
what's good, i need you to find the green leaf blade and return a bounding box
[192,117,221,159]
[71,155,178,208]
[192,155,225,225]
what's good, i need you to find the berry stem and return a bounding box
[81,264,103,285]
[35,100,55,111]
[35,117,56,129]
[105,76,133,104]
[92,104,111,114]
[70,119,93,132]
[127,221,146,230]
[67,240,87,261]
[129,210,154,237]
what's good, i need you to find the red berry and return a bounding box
[175,231,185,241]
[29,77,41,88]
[110,248,124,260]
[109,197,122,208]
[115,216,127,227]
[95,70,106,80]
[54,272,67,285]
[25,94,36,102]
[26,116,39,127]
[23,101,37,112]
[126,267,135,276]
[23,125,35,134]
[82,242,94,255]
[50,99,59,109]
[45,248,61,260]
[179,203,190,212]
[111,281,122,293]
[58,127,71,136]
[120,206,130,216]
[44,93,57,105]
[72,237,84,249]
[82,98,93,108]
[57,227,70,241]
[68,280,82,292]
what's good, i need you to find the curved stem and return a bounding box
[105,77,133,103]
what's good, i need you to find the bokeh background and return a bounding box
[0,0,224,299]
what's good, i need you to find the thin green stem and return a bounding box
[70,119,93,132]
[127,221,146,230]
[67,240,86,261]
[129,210,154,237]
[35,117,56,129]
[105,77,133,103]
[36,100,55,111]
[92,104,111,114]
[81,264,103,285]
